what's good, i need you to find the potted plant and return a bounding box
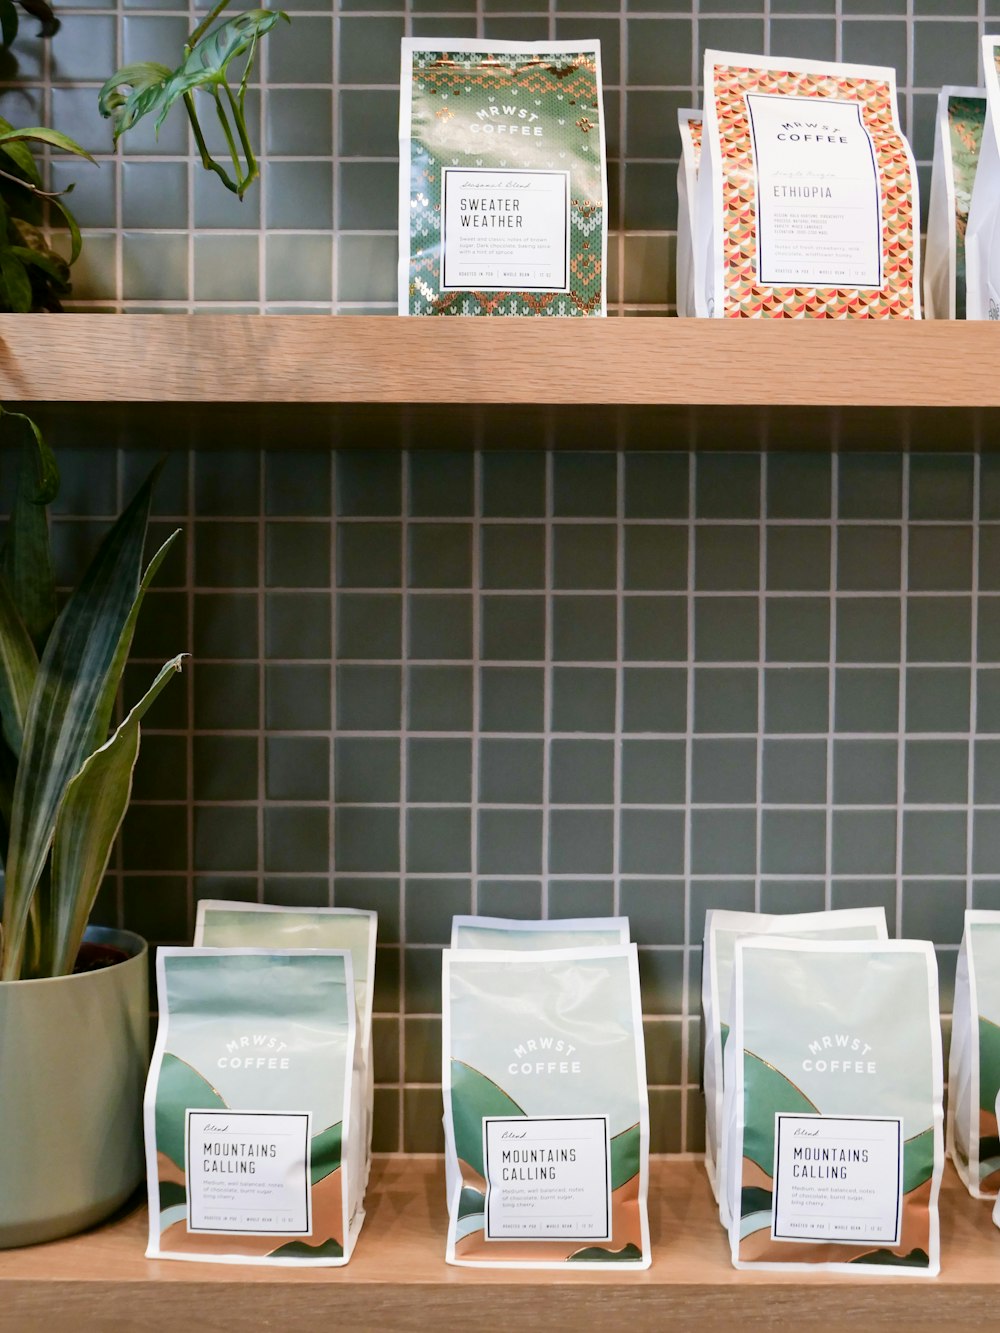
[0,410,184,1247]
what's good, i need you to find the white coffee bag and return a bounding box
[676,108,702,318]
[925,88,985,319]
[965,38,1000,319]
[948,911,1000,1196]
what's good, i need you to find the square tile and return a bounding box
[549,809,614,874]
[481,595,545,662]
[553,524,617,589]
[334,736,399,804]
[693,668,757,734]
[766,526,830,592]
[407,737,472,803]
[624,596,687,662]
[624,526,688,591]
[620,810,685,875]
[763,738,828,805]
[338,522,402,588]
[695,596,757,662]
[765,597,830,663]
[624,454,688,519]
[623,667,687,733]
[481,524,546,589]
[478,809,543,875]
[479,738,544,805]
[408,665,473,732]
[406,810,471,874]
[408,594,472,660]
[833,738,898,805]
[408,523,472,589]
[480,667,544,733]
[550,739,615,805]
[694,527,759,590]
[621,739,686,805]
[691,737,756,804]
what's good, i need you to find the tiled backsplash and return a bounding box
[9,0,1000,311]
[49,444,997,1154]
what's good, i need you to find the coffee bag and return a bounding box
[722,937,943,1274]
[965,38,1000,320]
[695,50,919,317]
[703,906,888,1211]
[676,108,702,318]
[443,944,649,1268]
[194,901,377,1202]
[398,39,607,316]
[925,88,985,319]
[451,915,629,949]
[145,948,360,1264]
[948,911,1000,1196]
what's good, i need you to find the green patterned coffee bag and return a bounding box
[398,39,607,316]
[925,87,985,319]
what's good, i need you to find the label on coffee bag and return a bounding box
[441,168,570,291]
[482,1114,611,1241]
[746,93,882,288]
[771,1113,902,1245]
[186,1109,313,1236]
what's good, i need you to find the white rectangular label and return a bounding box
[771,1113,903,1245]
[440,168,570,292]
[745,93,883,289]
[483,1114,611,1242]
[186,1109,312,1236]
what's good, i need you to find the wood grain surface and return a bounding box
[2,1158,1000,1330]
[1,315,998,407]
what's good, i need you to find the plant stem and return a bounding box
[213,89,242,185]
[182,90,240,195]
[187,0,230,50]
[224,81,258,195]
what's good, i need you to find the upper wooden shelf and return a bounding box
[0,313,997,408]
[2,1158,1000,1330]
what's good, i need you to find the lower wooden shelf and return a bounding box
[2,1158,1000,1330]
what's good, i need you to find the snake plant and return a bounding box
[0,412,184,980]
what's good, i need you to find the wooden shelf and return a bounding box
[2,1158,1000,1329]
[3,314,998,450]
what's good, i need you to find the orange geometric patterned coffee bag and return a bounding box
[694,50,920,318]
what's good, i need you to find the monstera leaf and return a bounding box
[99,9,289,198]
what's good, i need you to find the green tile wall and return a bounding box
[8,1,998,309]
[45,447,987,1153]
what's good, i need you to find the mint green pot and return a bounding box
[0,926,149,1249]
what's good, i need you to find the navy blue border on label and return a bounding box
[482,1114,611,1242]
[440,168,570,293]
[771,1113,902,1246]
[746,94,884,292]
[185,1110,311,1236]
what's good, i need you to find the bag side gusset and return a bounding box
[966,39,1000,320]
[948,912,1000,1197]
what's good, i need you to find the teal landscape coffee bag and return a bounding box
[399,39,607,316]
[948,911,1000,1197]
[722,937,943,1275]
[702,906,888,1213]
[443,944,649,1268]
[194,902,377,1202]
[145,948,360,1265]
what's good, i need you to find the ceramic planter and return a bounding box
[0,925,149,1249]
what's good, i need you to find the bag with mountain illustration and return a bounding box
[703,905,888,1214]
[695,50,919,317]
[398,38,607,316]
[194,902,377,1203]
[721,937,943,1275]
[443,944,649,1268]
[451,915,628,949]
[145,947,360,1265]
[966,38,1000,320]
[925,87,985,319]
[676,107,702,318]
[948,911,1000,1197]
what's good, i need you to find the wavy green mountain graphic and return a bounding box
[742,1051,818,1177]
[979,1016,1000,1113]
[156,1054,228,1170]
[310,1121,342,1185]
[450,1060,526,1177]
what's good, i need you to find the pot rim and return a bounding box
[0,925,147,988]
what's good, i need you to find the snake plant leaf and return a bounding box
[45,654,184,977]
[1,411,57,651]
[0,573,37,756]
[0,465,160,981]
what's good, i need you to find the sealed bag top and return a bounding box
[443,944,649,1268]
[729,937,942,1274]
[699,49,919,318]
[399,39,607,316]
[194,902,377,1045]
[450,915,629,949]
[146,948,356,1265]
